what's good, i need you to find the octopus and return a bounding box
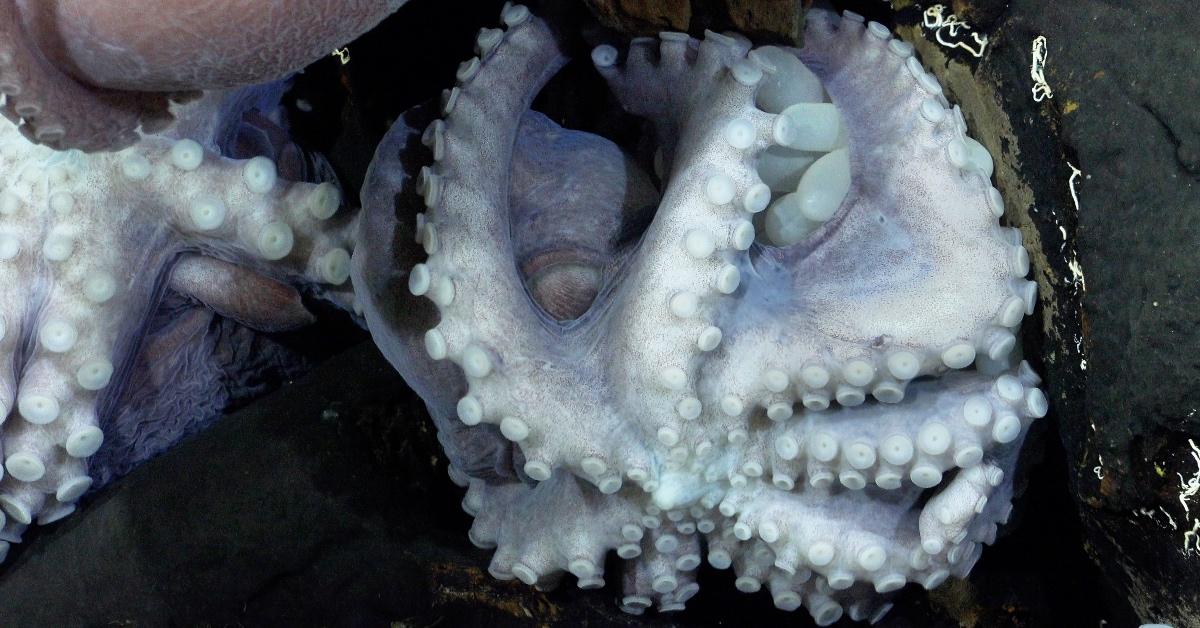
[0,83,356,558]
[0,0,409,565]
[354,5,1047,624]
[0,0,404,151]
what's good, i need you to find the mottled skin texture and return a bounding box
[355,6,1047,625]
[0,0,404,151]
[0,86,354,554]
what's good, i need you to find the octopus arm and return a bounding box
[0,1,172,151]
[2,0,404,151]
[0,88,354,545]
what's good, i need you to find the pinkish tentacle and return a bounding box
[19,0,402,92]
[1,0,402,151]
[0,1,167,151]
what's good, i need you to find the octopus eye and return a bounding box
[523,257,602,322]
[504,59,661,323]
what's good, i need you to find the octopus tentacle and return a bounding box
[0,93,353,544]
[619,530,702,613]
[743,13,1028,399]
[591,12,1036,456]
[359,5,1047,623]
[706,368,1046,499]
[0,1,162,151]
[593,30,781,459]
[1,0,403,151]
[354,103,506,484]
[411,10,663,486]
[414,13,567,356]
[465,473,642,590]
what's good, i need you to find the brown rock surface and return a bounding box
[584,0,804,44]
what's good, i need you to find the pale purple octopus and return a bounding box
[0,82,355,556]
[0,0,401,559]
[354,5,1046,624]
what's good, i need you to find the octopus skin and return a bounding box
[0,0,405,152]
[354,5,1046,625]
[0,85,355,556]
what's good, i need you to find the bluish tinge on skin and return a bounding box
[0,79,355,552]
[356,5,1045,624]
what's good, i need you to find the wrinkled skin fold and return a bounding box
[359,5,1045,625]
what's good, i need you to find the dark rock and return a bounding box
[584,0,804,44]
[948,0,1008,30]
[1039,2,1200,625]
[0,343,633,627]
[584,0,692,34]
[897,0,1200,624]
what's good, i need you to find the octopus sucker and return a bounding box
[353,4,1046,623]
[0,87,354,551]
